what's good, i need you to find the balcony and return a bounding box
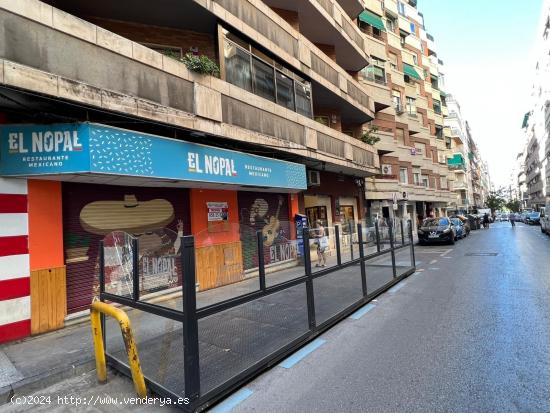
[0,2,379,176]
[335,0,364,18]
[260,0,369,70]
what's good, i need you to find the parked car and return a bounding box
[526,212,541,225]
[450,218,465,239]
[418,217,456,245]
[453,215,470,236]
[499,213,508,222]
[541,207,549,234]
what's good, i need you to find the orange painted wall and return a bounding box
[289,193,299,240]
[28,180,64,271]
[190,188,240,247]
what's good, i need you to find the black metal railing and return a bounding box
[98,219,416,412]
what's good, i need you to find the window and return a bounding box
[410,22,416,35]
[222,30,313,118]
[440,176,447,189]
[361,57,386,84]
[422,176,429,187]
[431,75,439,90]
[389,53,398,70]
[396,127,405,145]
[224,40,252,92]
[445,137,452,149]
[295,81,312,118]
[406,96,417,115]
[398,1,406,16]
[386,16,397,32]
[413,172,421,185]
[392,90,402,112]
[413,54,418,65]
[433,99,442,115]
[252,57,275,102]
[400,33,407,46]
[276,71,295,110]
[435,125,443,139]
[399,168,408,183]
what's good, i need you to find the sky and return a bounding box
[418,0,543,190]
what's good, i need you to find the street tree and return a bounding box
[485,191,506,214]
[506,199,521,213]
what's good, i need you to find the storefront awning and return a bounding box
[403,63,422,80]
[359,10,386,32]
[0,123,307,191]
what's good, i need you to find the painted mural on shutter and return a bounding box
[62,183,190,313]
[237,192,292,271]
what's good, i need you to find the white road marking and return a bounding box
[429,267,440,270]
[440,249,453,257]
[429,259,438,264]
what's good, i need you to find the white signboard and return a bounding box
[207,202,229,222]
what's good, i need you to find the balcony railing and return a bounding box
[374,174,398,180]
[448,163,467,171]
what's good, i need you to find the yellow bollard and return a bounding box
[90,300,147,398]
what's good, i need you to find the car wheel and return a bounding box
[449,237,455,245]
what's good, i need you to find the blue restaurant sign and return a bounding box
[0,123,307,190]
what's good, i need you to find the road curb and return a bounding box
[0,358,96,406]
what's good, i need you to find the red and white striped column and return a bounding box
[0,177,30,343]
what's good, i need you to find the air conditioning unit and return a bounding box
[381,164,393,175]
[307,170,321,186]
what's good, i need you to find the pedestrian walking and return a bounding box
[313,220,328,267]
[511,214,516,227]
[483,213,490,229]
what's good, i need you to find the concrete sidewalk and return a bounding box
[0,242,412,406]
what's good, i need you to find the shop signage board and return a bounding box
[207,202,229,222]
[0,123,307,190]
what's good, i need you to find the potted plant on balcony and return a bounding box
[360,126,380,145]
[180,53,220,77]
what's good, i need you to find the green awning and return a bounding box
[522,111,531,128]
[359,10,386,32]
[448,153,465,166]
[403,63,422,80]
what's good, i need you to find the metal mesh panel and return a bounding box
[394,247,414,277]
[365,252,394,294]
[198,284,309,394]
[313,267,364,325]
[105,308,185,395]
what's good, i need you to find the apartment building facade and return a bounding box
[520,0,550,212]
[360,0,455,229]
[444,93,474,213]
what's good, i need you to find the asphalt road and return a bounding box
[3,222,550,412]
[229,222,550,413]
